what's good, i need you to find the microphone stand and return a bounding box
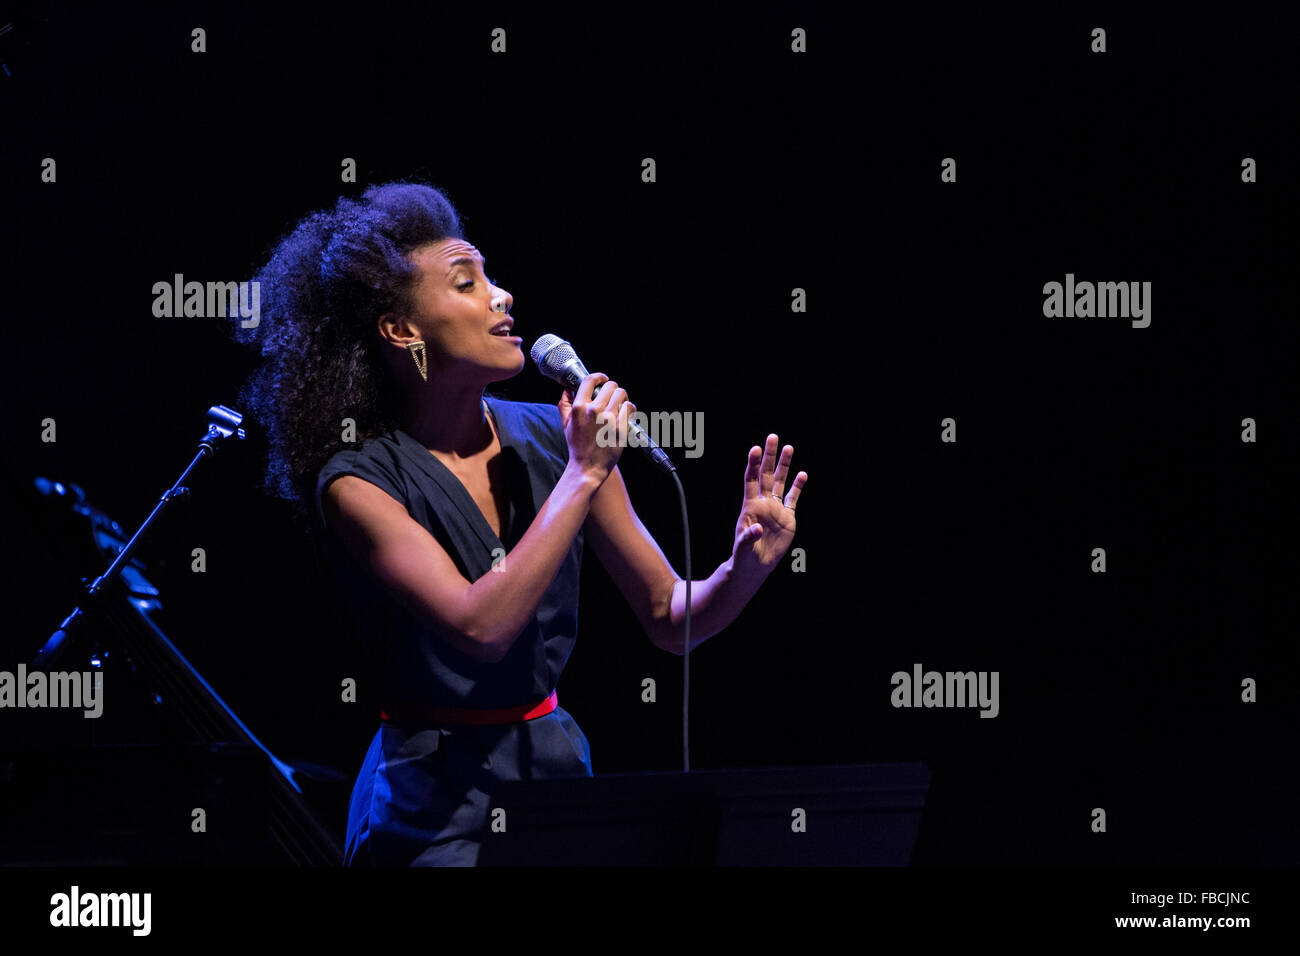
[32,405,246,670]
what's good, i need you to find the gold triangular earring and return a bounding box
[407,341,428,381]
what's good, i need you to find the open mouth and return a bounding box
[489,319,514,336]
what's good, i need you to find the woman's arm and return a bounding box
[583,465,754,652]
[584,434,807,654]
[582,465,679,647]
[583,467,771,654]
[323,371,630,664]
[323,461,601,664]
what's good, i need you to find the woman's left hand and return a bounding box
[732,434,807,576]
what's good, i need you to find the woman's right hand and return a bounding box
[558,372,634,485]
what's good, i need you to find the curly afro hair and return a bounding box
[229,181,467,524]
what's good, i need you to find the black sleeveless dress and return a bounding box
[312,395,593,866]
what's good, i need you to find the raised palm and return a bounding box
[732,433,807,573]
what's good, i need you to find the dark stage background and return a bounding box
[1,2,1297,873]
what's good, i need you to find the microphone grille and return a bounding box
[531,333,578,379]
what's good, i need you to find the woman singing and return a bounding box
[234,181,808,865]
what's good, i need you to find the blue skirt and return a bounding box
[343,705,594,866]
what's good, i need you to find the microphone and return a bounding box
[531,333,676,475]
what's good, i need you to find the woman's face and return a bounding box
[394,237,524,382]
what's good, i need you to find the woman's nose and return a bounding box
[490,287,512,313]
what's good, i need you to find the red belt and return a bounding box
[380,690,558,727]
